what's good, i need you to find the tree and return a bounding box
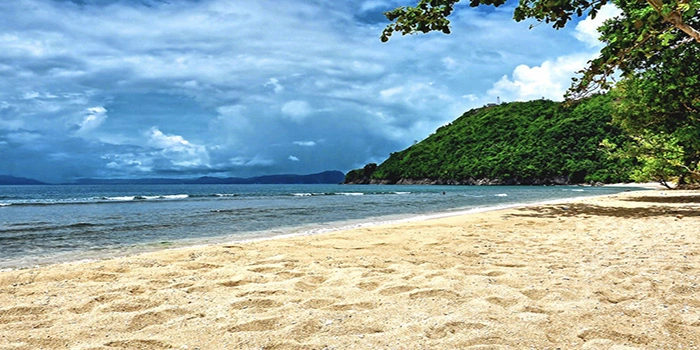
[604,35,700,187]
[381,0,700,97]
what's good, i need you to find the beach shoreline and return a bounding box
[1,189,699,349]
[0,185,646,272]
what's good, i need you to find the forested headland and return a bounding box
[345,94,635,185]
[365,0,700,188]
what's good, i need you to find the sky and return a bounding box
[0,0,620,183]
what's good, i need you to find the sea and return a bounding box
[0,184,642,270]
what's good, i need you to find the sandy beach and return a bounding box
[1,189,699,349]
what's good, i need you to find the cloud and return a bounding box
[104,153,153,173]
[6,131,42,144]
[147,128,210,168]
[281,100,312,122]
[229,155,274,167]
[266,78,284,94]
[486,54,592,102]
[288,155,300,161]
[574,5,623,47]
[77,106,108,134]
[293,141,316,147]
[0,0,614,182]
[482,4,623,102]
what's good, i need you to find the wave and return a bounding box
[0,189,417,208]
[187,193,239,198]
[102,194,189,201]
[291,191,414,197]
[3,193,197,207]
[495,193,508,197]
[290,192,367,197]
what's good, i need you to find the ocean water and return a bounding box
[0,184,640,270]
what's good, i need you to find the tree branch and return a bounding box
[645,0,700,42]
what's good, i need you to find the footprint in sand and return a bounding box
[236,289,287,297]
[301,298,336,309]
[112,284,148,295]
[169,281,195,289]
[177,262,223,271]
[294,276,327,292]
[185,285,213,294]
[230,298,282,312]
[455,336,507,348]
[0,306,49,324]
[228,317,281,332]
[103,339,174,350]
[127,308,191,331]
[356,281,380,291]
[13,337,71,349]
[409,289,462,300]
[290,319,324,341]
[483,270,505,277]
[361,268,396,278]
[248,266,282,273]
[664,317,700,341]
[520,288,548,301]
[219,279,256,288]
[328,301,376,311]
[594,289,638,304]
[425,321,487,339]
[485,296,519,308]
[69,294,120,314]
[577,329,652,345]
[276,271,305,279]
[377,285,417,296]
[79,271,121,282]
[102,298,161,313]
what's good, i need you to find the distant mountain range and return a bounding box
[0,175,47,185]
[75,170,347,185]
[0,171,346,185]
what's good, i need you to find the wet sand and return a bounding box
[1,190,699,349]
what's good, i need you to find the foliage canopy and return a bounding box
[603,35,700,186]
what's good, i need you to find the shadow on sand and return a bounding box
[509,200,700,220]
[621,195,700,204]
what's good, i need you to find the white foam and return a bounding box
[495,193,508,197]
[105,196,135,201]
[104,194,188,201]
[157,194,189,200]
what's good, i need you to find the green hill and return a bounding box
[345,94,633,185]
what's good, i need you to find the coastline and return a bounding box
[1,189,699,349]
[0,185,644,271]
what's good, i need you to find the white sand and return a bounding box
[1,190,699,349]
